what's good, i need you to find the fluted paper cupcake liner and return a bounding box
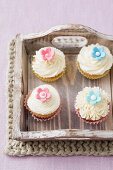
[76,62,109,80]
[24,93,61,121]
[32,69,66,82]
[75,103,111,124]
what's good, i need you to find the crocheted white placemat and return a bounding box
[5,39,113,156]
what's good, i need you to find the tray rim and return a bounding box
[12,24,113,141]
[20,24,113,41]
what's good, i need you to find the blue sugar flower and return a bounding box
[86,89,101,105]
[92,47,106,60]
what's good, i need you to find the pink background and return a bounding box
[1,0,113,169]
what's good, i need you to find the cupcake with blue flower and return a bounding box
[77,44,113,79]
[75,87,110,124]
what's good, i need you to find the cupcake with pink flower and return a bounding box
[25,84,61,120]
[32,47,66,82]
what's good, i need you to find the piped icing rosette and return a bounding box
[75,87,110,123]
[25,84,61,120]
[77,44,113,79]
[32,47,66,82]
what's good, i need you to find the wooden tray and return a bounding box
[13,24,113,141]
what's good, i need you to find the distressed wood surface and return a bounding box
[13,25,113,141]
[13,34,23,139]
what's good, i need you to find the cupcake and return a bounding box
[25,84,61,121]
[74,87,110,124]
[77,44,113,79]
[32,47,66,82]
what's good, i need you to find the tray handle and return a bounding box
[52,36,88,48]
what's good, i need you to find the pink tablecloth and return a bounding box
[1,0,113,169]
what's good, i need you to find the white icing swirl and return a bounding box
[27,84,60,115]
[75,87,110,121]
[77,44,113,75]
[32,47,66,78]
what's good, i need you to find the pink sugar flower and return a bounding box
[36,87,51,102]
[41,47,54,61]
